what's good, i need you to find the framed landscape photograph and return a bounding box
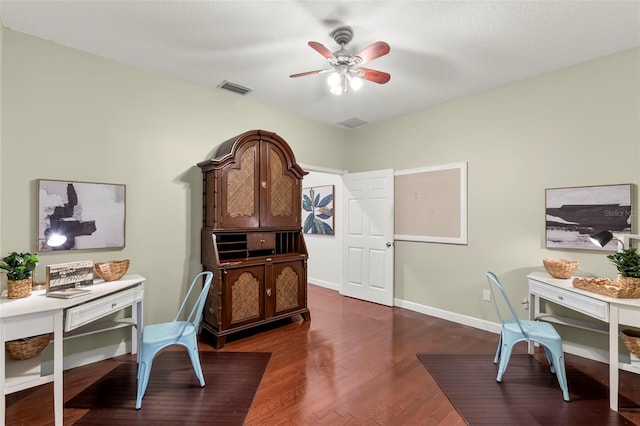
[545,183,632,250]
[302,185,334,235]
[37,179,126,251]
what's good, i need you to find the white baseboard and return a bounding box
[308,278,339,291]
[394,297,502,334]
[394,297,610,365]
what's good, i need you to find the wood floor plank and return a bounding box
[5,284,640,425]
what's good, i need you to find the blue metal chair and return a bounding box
[485,271,570,401]
[136,271,214,409]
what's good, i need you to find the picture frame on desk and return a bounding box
[46,260,94,298]
[545,183,633,251]
[37,179,126,252]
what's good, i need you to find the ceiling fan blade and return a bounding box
[289,69,329,78]
[353,41,390,64]
[358,67,391,84]
[308,41,337,61]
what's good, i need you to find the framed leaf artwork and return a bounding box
[302,185,334,235]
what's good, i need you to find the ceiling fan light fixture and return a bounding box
[327,71,341,88]
[348,75,363,91]
[330,83,344,96]
[290,26,391,95]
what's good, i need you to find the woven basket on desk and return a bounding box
[572,277,640,298]
[5,333,52,360]
[94,260,130,281]
[7,278,32,299]
[620,329,640,358]
[543,258,579,279]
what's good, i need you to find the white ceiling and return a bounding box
[1,1,639,129]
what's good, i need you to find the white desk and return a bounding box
[1,274,145,425]
[528,271,640,411]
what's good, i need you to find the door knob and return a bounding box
[386,242,392,247]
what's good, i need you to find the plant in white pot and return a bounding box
[0,251,39,299]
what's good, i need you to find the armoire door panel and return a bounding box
[223,265,265,328]
[272,260,305,316]
[261,143,300,228]
[220,141,260,228]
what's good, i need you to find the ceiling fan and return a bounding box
[289,26,391,95]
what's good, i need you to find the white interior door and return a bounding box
[342,169,394,306]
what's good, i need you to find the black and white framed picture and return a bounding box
[37,179,126,251]
[545,183,632,250]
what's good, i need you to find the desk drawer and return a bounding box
[65,285,143,332]
[530,280,608,322]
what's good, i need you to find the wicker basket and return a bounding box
[543,258,579,279]
[7,278,32,299]
[572,277,640,298]
[94,260,130,282]
[5,333,52,360]
[620,329,640,358]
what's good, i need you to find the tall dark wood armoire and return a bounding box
[197,129,310,349]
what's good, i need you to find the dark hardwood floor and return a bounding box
[5,284,640,425]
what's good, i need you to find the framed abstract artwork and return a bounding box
[37,179,126,251]
[302,185,334,235]
[545,183,632,251]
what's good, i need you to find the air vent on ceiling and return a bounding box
[338,117,369,129]
[217,80,253,95]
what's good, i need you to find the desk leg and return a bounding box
[1,322,5,426]
[132,300,143,357]
[528,293,537,355]
[53,310,63,426]
[609,305,619,411]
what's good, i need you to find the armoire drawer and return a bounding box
[247,232,275,251]
[65,285,144,332]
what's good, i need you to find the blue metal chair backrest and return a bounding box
[486,271,527,337]
[174,271,213,327]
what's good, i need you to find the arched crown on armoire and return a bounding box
[197,130,310,349]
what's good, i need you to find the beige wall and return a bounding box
[1,27,639,358]
[348,48,640,335]
[0,29,347,331]
[0,15,3,259]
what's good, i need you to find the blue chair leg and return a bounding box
[550,347,570,401]
[543,346,556,374]
[136,352,156,409]
[187,348,206,387]
[494,333,503,364]
[496,341,514,382]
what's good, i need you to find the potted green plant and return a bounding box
[0,251,39,299]
[607,246,640,282]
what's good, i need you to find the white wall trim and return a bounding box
[395,297,502,334]
[394,296,611,365]
[299,163,347,175]
[309,279,339,291]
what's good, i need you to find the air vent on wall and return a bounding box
[338,117,369,129]
[217,80,253,95]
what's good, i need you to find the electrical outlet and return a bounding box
[483,289,491,301]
